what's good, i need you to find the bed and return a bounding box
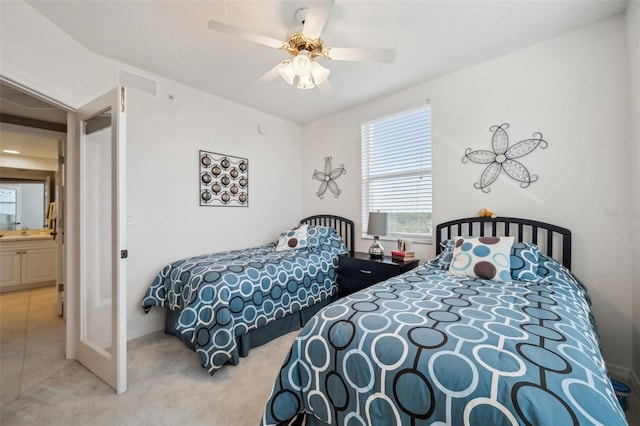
[261,216,627,426]
[141,214,354,374]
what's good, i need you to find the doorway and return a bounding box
[1,78,129,395]
[0,79,69,402]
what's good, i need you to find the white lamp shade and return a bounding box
[297,74,315,90]
[310,61,330,85]
[278,51,331,90]
[367,212,388,236]
[292,53,311,76]
[278,61,295,85]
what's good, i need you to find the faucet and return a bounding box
[21,227,29,235]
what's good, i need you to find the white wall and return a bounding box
[626,1,640,386]
[0,155,58,171]
[303,16,634,369]
[125,71,303,338]
[0,1,304,340]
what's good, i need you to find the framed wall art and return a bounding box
[199,150,248,207]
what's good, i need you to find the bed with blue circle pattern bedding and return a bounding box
[261,254,627,425]
[141,226,347,374]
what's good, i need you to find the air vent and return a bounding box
[119,71,157,96]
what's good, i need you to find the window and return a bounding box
[361,102,432,240]
[0,187,18,231]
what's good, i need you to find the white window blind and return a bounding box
[361,103,432,239]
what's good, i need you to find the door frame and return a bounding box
[0,76,76,359]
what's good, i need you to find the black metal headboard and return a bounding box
[435,217,572,270]
[300,215,355,256]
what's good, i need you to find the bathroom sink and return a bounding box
[0,234,53,242]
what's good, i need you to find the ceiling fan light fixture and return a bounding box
[207,2,398,93]
[278,61,296,85]
[310,60,330,85]
[278,50,327,89]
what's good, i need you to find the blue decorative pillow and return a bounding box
[306,226,348,255]
[433,239,456,269]
[305,226,331,246]
[306,226,333,248]
[510,242,541,281]
[448,236,514,282]
[275,224,308,251]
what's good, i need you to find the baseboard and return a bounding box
[631,370,640,392]
[127,324,164,342]
[0,280,55,293]
[607,362,632,382]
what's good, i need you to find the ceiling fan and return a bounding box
[207,0,397,90]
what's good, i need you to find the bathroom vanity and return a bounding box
[0,232,56,293]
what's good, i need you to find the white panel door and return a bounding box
[75,87,127,394]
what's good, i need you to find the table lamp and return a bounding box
[367,212,388,258]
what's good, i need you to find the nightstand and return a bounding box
[337,252,420,297]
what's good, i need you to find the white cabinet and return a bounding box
[22,247,57,284]
[0,250,21,287]
[0,238,56,292]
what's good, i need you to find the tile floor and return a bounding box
[0,286,72,404]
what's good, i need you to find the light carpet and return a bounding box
[1,330,297,425]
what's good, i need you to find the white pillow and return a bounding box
[275,224,309,251]
[448,236,514,282]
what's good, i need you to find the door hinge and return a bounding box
[120,87,125,113]
[58,283,64,292]
[58,155,65,165]
[120,249,128,259]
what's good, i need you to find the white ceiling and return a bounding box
[0,82,67,124]
[25,0,629,124]
[0,82,62,160]
[0,129,59,160]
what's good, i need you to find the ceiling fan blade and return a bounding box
[325,47,397,63]
[316,79,335,97]
[303,0,335,40]
[252,61,288,86]
[207,20,283,49]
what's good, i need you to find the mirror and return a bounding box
[0,82,64,233]
[0,182,46,230]
[0,167,55,231]
[0,122,63,231]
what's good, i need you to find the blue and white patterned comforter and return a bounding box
[141,226,347,374]
[261,255,627,425]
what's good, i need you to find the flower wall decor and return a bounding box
[462,123,548,192]
[312,156,346,198]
